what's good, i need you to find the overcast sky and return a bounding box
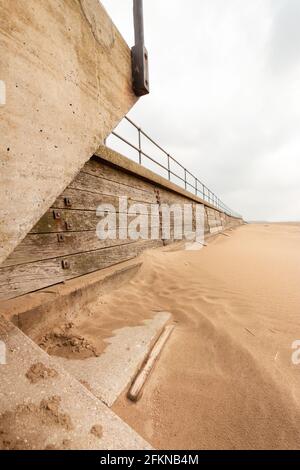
[101,0,300,221]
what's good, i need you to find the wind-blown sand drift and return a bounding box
[112,223,300,449]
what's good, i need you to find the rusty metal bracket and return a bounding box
[131,0,149,96]
[65,221,73,231]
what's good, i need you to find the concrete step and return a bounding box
[0,316,151,450]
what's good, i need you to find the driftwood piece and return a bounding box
[128,324,175,402]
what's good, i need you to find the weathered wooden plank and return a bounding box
[70,172,157,204]
[53,188,157,212]
[0,240,163,300]
[84,158,156,194]
[207,209,217,217]
[157,187,192,206]
[1,232,137,267]
[208,220,223,228]
[30,209,160,234]
[210,226,223,234]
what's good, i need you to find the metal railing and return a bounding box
[110,116,241,218]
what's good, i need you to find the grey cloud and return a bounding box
[269,0,300,72]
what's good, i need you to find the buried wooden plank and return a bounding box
[0,240,163,300]
[70,171,157,204]
[30,209,160,233]
[128,324,175,402]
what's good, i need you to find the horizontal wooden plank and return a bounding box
[210,226,223,234]
[2,232,138,267]
[70,171,157,204]
[0,240,163,300]
[52,188,157,212]
[30,209,160,234]
[209,220,223,228]
[85,158,156,194]
[158,187,193,206]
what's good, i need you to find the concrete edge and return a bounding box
[94,144,243,221]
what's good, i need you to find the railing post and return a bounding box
[138,127,142,164]
[167,155,171,180]
[184,169,187,190]
[195,178,197,196]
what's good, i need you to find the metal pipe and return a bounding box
[133,0,145,45]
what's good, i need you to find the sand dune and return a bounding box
[111,223,300,449]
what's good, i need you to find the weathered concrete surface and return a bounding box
[0,315,151,450]
[54,312,172,407]
[0,0,137,265]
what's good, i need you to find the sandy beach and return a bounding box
[107,223,300,449]
[20,222,300,449]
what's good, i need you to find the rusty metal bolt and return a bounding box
[65,222,73,231]
[53,210,61,220]
[61,259,70,269]
[64,197,72,207]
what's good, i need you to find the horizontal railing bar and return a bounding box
[125,117,194,176]
[111,118,241,218]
